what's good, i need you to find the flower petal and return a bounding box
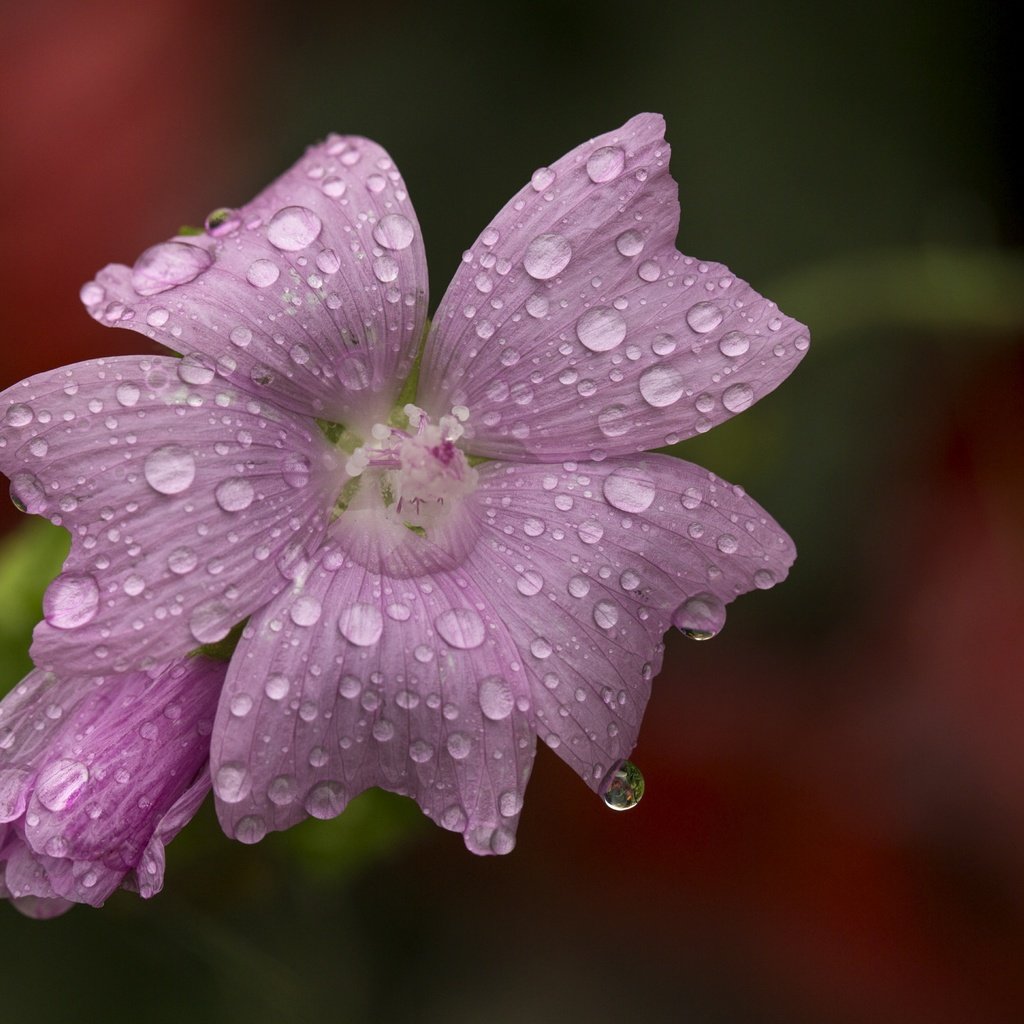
[462,455,795,788]
[420,113,808,459]
[79,134,428,429]
[0,658,224,909]
[0,356,336,673]
[211,539,535,856]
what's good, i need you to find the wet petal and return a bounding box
[211,540,534,856]
[420,113,808,459]
[80,134,428,430]
[464,456,795,787]
[0,357,337,673]
[0,658,224,909]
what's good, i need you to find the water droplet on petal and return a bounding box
[372,213,415,250]
[478,676,513,720]
[5,404,33,428]
[189,599,232,644]
[205,207,241,236]
[215,763,251,803]
[685,301,724,334]
[639,364,685,407]
[754,568,776,589]
[305,780,346,819]
[603,466,656,512]
[637,260,661,282]
[131,241,212,296]
[722,382,755,413]
[593,599,619,629]
[264,674,290,700]
[290,595,322,626]
[524,233,571,280]
[44,573,100,630]
[338,602,383,646]
[601,760,645,810]
[267,206,322,251]
[234,815,267,844]
[597,404,630,437]
[144,445,196,495]
[246,259,280,288]
[167,547,198,574]
[718,331,750,357]
[530,166,555,191]
[516,570,544,596]
[615,229,644,256]
[576,307,627,352]
[435,608,485,650]
[586,145,625,183]
[35,759,89,811]
[115,382,140,407]
[215,477,254,512]
[372,255,399,282]
[672,593,726,639]
[716,533,739,554]
[577,520,604,545]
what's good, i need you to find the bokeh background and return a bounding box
[1,1,1021,1021]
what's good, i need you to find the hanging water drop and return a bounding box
[601,760,645,810]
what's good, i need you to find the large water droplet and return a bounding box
[267,206,323,251]
[44,573,100,630]
[516,570,544,596]
[601,760,645,810]
[305,780,346,819]
[35,759,89,812]
[593,599,620,629]
[372,213,415,251]
[478,676,514,720]
[167,546,198,574]
[615,229,644,257]
[672,593,726,639]
[524,233,571,280]
[215,763,251,803]
[576,306,626,352]
[603,466,656,512]
[131,241,212,296]
[685,301,724,334]
[586,145,625,183]
[144,445,196,495]
[718,331,750,357]
[338,602,383,646]
[722,382,754,413]
[189,599,232,644]
[530,166,555,191]
[436,608,485,650]
[639,364,685,407]
[246,259,280,288]
[290,595,322,626]
[597,404,630,437]
[215,477,254,512]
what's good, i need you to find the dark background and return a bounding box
[1,1,1021,1021]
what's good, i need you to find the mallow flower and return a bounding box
[0,656,224,917]
[0,113,807,855]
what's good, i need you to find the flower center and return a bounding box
[343,404,477,534]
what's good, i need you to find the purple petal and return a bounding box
[463,455,795,787]
[79,134,428,429]
[0,356,337,673]
[210,540,535,856]
[0,658,224,910]
[419,113,809,459]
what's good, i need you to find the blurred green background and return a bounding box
[1,1,1021,1021]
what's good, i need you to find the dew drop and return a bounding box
[754,568,776,589]
[338,602,383,646]
[578,520,604,545]
[718,331,750,357]
[131,241,211,296]
[576,306,627,352]
[603,466,656,512]
[637,260,661,282]
[316,249,341,274]
[290,595,322,626]
[638,364,685,407]
[372,255,399,282]
[530,166,555,191]
[189,599,231,644]
[478,676,514,720]
[167,546,198,574]
[372,213,415,250]
[144,445,196,495]
[43,573,100,630]
[305,781,346,820]
[685,301,724,334]
[215,763,251,803]
[586,146,625,182]
[267,206,322,251]
[205,207,241,236]
[234,815,267,844]
[716,533,739,554]
[215,477,254,512]
[568,575,591,598]
[35,760,89,811]
[597,404,630,437]
[246,259,280,288]
[435,608,485,650]
[593,599,620,629]
[615,229,644,257]
[516,570,544,597]
[524,233,571,280]
[264,674,290,700]
[722,382,755,413]
[601,760,645,810]
[672,593,726,639]
[115,383,140,407]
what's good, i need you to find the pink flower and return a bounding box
[0,657,224,917]
[0,114,807,855]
